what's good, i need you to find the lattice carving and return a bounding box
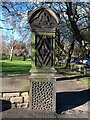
[31,81,54,111]
[35,35,53,66]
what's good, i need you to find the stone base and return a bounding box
[0,92,29,109]
[29,67,56,112]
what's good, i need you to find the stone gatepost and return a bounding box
[28,7,59,112]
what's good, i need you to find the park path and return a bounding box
[55,74,89,114]
[56,74,88,92]
[1,74,90,118]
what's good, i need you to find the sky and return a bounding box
[0,2,34,42]
[0,2,89,44]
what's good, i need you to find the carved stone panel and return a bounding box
[28,7,59,31]
[30,74,56,112]
[35,35,54,67]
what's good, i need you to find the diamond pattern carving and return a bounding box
[35,35,53,66]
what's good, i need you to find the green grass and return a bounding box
[80,77,90,84]
[55,67,81,76]
[1,60,31,76]
[55,66,90,85]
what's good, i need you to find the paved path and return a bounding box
[56,75,89,114]
[1,108,89,118]
[1,74,90,119]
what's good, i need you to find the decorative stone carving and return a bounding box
[35,35,53,67]
[28,6,59,112]
[28,6,59,32]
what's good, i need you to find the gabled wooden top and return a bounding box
[28,6,60,32]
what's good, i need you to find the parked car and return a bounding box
[71,58,74,62]
[62,58,67,63]
[86,59,90,66]
[71,57,77,63]
[74,58,83,64]
[82,58,88,64]
[59,58,67,63]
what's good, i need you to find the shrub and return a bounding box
[2,55,9,60]
[2,55,31,61]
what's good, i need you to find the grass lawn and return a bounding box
[1,60,90,85]
[55,67,90,85]
[0,60,31,76]
[55,67,81,76]
[80,77,90,85]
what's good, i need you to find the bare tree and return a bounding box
[1,2,89,65]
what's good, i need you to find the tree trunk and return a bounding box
[87,49,90,57]
[66,2,83,46]
[10,47,13,61]
[23,55,26,61]
[65,40,74,68]
[55,31,67,64]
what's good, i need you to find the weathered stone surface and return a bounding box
[21,92,28,97]
[1,78,29,93]
[21,92,29,103]
[17,103,29,108]
[0,98,5,100]
[0,93,2,98]
[28,7,59,32]
[2,93,10,100]
[10,97,23,104]
[24,96,29,103]
[3,93,20,98]
[11,104,16,109]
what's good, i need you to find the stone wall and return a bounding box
[0,78,30,109]
[0,92,29,108]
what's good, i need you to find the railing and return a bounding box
[70,64,90,76]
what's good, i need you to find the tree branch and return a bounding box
[66,2,83,46]
[80,26,89,31]
[0,27,13,30]
[2,5,11,13]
